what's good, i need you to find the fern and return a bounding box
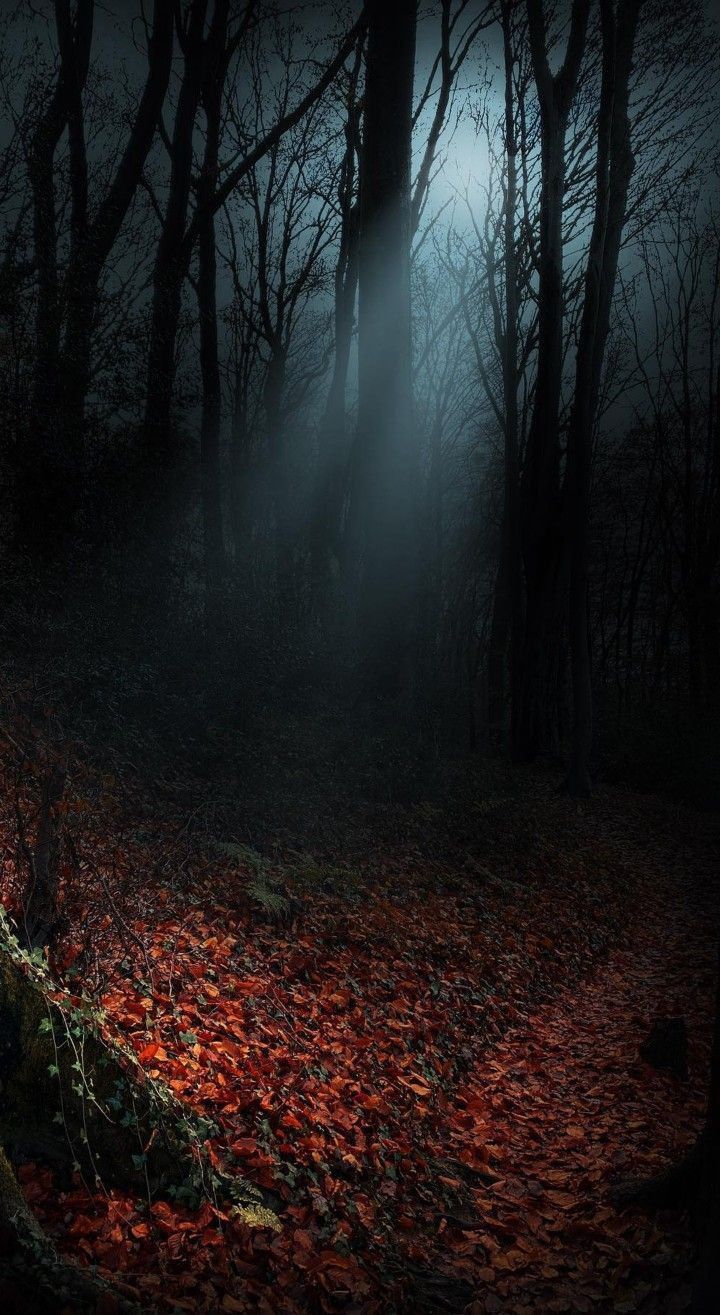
[212,840,290,917]
[213,840,269,873]
[247,877,289,917]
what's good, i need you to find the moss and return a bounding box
[0,945,189,1192]
[0,941,274,1234]
[0,1143,32,1222]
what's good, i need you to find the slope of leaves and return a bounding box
[0,743,717,1314]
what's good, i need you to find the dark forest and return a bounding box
[0,0,719,1311]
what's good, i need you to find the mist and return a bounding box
[1,2,720,1313]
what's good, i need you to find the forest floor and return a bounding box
[0,690,718,1313]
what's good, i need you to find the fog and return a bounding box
[0,0,718,804]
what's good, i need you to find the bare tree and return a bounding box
[515,0,591,761]
[20,0,174,546]
[142,6,366,457]
[565,0,642,796]
[349,0,418,697]
[224,32,340,607]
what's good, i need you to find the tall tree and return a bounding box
[309,38,363,606]
[515,0,591,760]
[487,0,524,748]
[195,0,260,616]
[142,10,366,457]
[22,0,93,540]
[21,0,174,547]
[350,0,418,697]
[143,0,212,458]
[565,0,642,796]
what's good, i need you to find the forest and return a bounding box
[0,0,719,1311]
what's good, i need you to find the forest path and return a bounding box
[423,861,718,1315]
[3,749,718,1315]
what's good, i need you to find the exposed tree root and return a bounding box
[0,927,275,1313]
[0,1144,142,1314]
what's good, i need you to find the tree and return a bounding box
[21,0,174,549]
[142,7,366,458]
[515,0,591,762]
[488,0,525,750]
[195,0,260,616]
[349,0,418,698]
[309,36,363,608]
[565,0,642,797]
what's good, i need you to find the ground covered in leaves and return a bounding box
[0,736,717,1314]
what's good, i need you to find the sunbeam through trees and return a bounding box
[0,1,719,1312]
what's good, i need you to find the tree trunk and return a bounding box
[516,110,566,761]
[143,0,209,456]
[19,765,66,952]
[566,0,640,797]
[21,0,172,553]
[489,0,523,750]
[310,45,362,611]
[197,1,230,622]
[263,350,295,606]
[310,209,359,606]
[20,0,93,551]
[143,10,365,459]
[351,0,418,698]
[56,0,174,447]
[0,935,269,1310]
[514,0,591,761]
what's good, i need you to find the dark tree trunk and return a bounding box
[21,0,93,549]
[310,44,362,608]
[143,11,366,459]
[56,0,173,439]
[18,766,66,952]
[488,0,523,749]
[263,350,295,605]
[351,0,418,698]
[19,0,172,555]
[144,0,209,457]
[197,0,230,621]
[514,0,591,761]
[198,221,225,618]
[311,214,360,603]
[565,0,641,798]
[516,107,566,761]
